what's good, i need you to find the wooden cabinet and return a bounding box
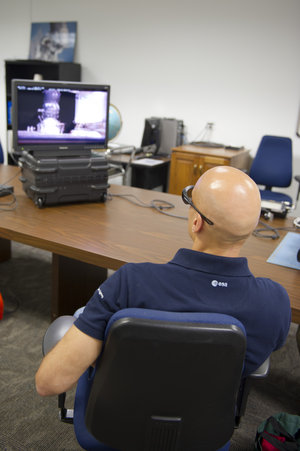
[168,145,250,194]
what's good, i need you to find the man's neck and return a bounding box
[192,241,244,258]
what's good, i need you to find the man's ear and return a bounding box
[191,214,203,233]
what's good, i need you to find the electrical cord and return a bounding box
[107,194,300,227]
[253,220,297,240]
[0,168,21,186]
[0,194,17,212]
[0,169,20,212]
[106,192,188,220]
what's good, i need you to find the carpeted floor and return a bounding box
[0,241,299,450]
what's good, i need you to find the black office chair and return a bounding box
[249,135,296,204]
[42,308,270,451]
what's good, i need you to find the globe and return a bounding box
[108,104,122,141]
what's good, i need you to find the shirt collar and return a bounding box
[170,248,251,277]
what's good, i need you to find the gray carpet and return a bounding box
[0,241,299,451]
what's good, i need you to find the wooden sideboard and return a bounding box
[168,144,250,195]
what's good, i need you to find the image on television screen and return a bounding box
[13,81,110,152]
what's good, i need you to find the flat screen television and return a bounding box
[11,79,110,157]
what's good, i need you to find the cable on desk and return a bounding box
[107,193,188,220]
[253,220,296,240]
[0,169,21,212]
[0,193,17,212]
[0,168,21,186]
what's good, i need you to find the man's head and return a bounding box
[185,166,261,255]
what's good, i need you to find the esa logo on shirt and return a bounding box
[211,280,228,288]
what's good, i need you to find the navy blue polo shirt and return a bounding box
[75,248,291,376]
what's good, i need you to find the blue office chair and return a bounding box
[249,135,293,204]
[42,308,269,451]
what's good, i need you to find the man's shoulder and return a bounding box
[254,276,289,295]
[252,276,291,316]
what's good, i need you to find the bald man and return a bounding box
[36,167,291,396]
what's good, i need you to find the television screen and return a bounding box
[12,79,110,156]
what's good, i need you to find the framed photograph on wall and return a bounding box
[29,21,77,62]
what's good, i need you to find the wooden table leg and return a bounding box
[51,254,107,320]
[0,238,11,262]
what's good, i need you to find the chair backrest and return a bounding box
[249,135,292,189]
[75,308,246,451]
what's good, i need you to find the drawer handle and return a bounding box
[193,164,197,175]
[199,164,203,174]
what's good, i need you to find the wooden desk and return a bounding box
[168,144,250,194]
[0,165,299,323]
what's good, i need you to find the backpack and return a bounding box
[255,413,300,451]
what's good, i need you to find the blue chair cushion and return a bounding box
[260,189,293,204]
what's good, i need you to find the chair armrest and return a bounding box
[42,315,75,356]
[249,357,270,379]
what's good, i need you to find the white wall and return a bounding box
[1,0,300,212]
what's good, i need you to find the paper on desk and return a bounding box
[267,232,300,270]
[131,158,164,166]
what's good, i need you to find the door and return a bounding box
[168,151,200,194]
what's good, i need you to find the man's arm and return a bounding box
[35,324,102,397]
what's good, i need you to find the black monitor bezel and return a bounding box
[11,78,110,156]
